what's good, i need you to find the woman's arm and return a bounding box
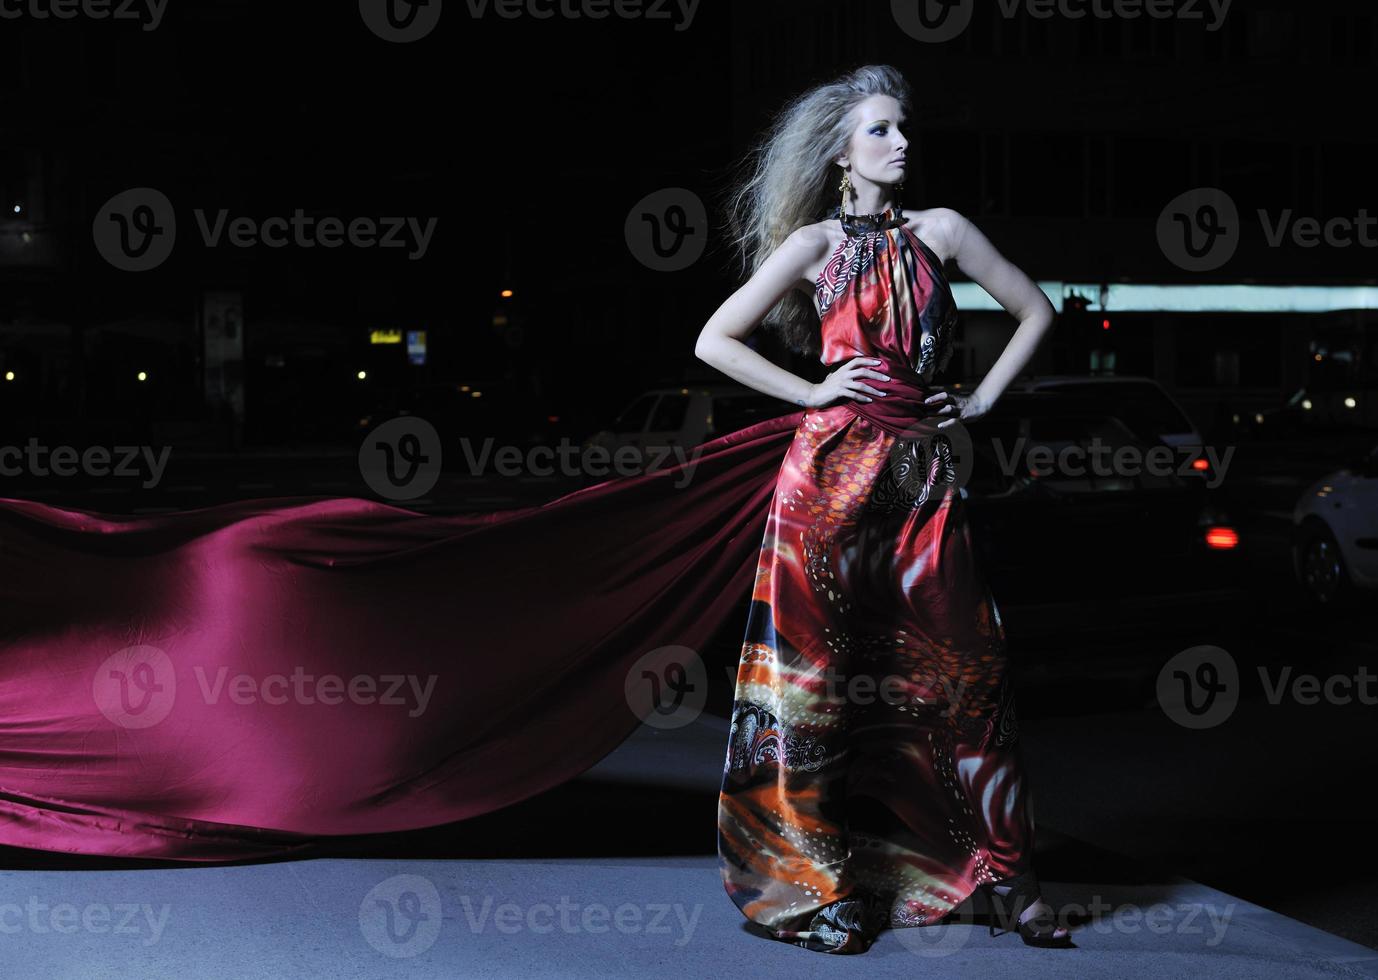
[695,228,888,409]
[936,208,1056,414]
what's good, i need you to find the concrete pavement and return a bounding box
[3,714,1376,978]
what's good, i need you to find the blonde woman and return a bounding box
[699,64,1067,954]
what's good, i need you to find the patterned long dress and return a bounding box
[716,207,1035,954]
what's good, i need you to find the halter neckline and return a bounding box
[837,203,905,238]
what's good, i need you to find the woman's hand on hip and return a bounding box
[925,387,989,428]
[807,356,890,408]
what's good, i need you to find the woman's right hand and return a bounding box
[806,356,890,407]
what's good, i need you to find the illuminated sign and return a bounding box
[406,330,427,366]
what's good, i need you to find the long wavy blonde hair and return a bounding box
[719,64,914,358]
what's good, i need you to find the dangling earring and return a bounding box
[837,168,852,219]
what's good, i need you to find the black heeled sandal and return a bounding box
[979,873,1074,948]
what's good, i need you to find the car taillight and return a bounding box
[1191,458,1209,471]
[1205,526,1239,549]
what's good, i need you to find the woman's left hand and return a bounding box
[924,388,989,428]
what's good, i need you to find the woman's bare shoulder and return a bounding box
[787,218,845,295]
[904,206,963,263]
[788,216,844,257]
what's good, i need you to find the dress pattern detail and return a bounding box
[717,209,1036,955]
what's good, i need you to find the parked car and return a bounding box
[961,391,1247,648]
[1290,439,1378,606]
[1002,375,1214,484]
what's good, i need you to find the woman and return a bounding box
[698,65,1067,953]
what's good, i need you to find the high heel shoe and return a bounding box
[978,873,1075,948]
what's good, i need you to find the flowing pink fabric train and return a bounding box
[0,412,799,862]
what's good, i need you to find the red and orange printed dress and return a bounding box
[716,206,1035,954]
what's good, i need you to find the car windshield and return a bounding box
[1035,380,1194,440]
[649,394,691,432]
[613,394,658,433]
[1021,411,1181,492]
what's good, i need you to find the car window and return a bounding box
[1036,381,1195,440]
[648,394,691,432]
[1025,413,1177,492]
[613,394,658,433]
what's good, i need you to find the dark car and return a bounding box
[960,391,1248,652]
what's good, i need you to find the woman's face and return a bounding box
[839,93,909,188]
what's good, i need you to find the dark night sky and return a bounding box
[3,0,1376,436]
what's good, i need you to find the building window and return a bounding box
[1112,136,1190,219]
[1011,131,1086,218]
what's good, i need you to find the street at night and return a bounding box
[2,1,1377,977]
